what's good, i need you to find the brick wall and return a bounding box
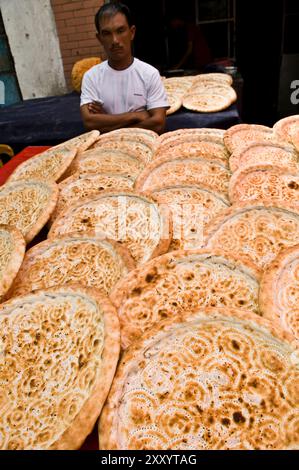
[51,0,105,90]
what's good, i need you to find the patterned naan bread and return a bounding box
[260,244,299,341]
[56,130,100,153]
[0,285,120,449]
[189,84,237,103]
[69,148,144,179]
[183,92,235,113]
[0,225,25,300]
[135,157,231,197]
[8,233,135,298]
[110,250,261,349]
[229,165,299,206]
[154,137,229,165]
[229,142,299,173]
[48,191,171,266]
[165,93,182,115]
[149,185,230,251]
[99,307,298,449]
[0,180,58,243]
[157,128,225,147]
[193,72,233,85]
[204,201,299,270]
[224,124,284,154]
[97,128,158,143]
[92,138,154,164]
[7,146,77,184]
[273,115,299,143]
[50,173,134,224]
[292,129,299,153]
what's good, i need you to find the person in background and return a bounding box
[167,15,213,72]
[80,2,169,134]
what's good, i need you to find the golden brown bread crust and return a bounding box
[50,172,134,225]
[228,142,299,173]
[157,128,225,147]
[0,225,25,300]
[134,156,231,197]
[99,306,298,450]
[7,232,135,299]
[50,285,120,450]
[0,285,120,450]
[153,137,229,164]
[228,164,299,205]
[203,200,299,270]
[68,148,145,180]
[273,115,299,143]
[0,180,59,243]
[7,147,77,184]
[110,249,262,349]
[259,244,299,340]
[48,191,172,266]
[145,185,230,251]
[224,124,283,154]
[182,91,236,113]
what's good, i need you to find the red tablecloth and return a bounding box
[0,146,100,450]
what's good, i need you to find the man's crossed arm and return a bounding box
[80,102,166,135]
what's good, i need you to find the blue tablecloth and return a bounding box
[0,92,241,147]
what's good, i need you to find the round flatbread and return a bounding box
[165,93,182,115]
[189,84,237,103]
[7,146,77,184]
[224,124,284,154]
[110,250,261,349]
[259,244,299,340]
[56,130,100,153]
[292,128,299,152]
[69,148,144,179]
[157,128,225,147]
[93,137,154,164]
[229,164,299,206]
[183,92,235,113]
[229,142,299,173]
[0,285,120,450]
[99,307,298,450]
[149,185,230,251]
[48,191,171,266]
[193,72,233,85]
[273,115,299,143]
[0,180,58,243]
[154,138,229,165]
[204,201,299,270]
[50,172,134,224]
[98,128,158,143]
[8,233,135,298]
[0,225,25,300]
[135,156,231,197]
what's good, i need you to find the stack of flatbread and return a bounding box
[224,122,299,205]
[1,117,299,450]
[162,73,236,114]
[134,128,231,250]
[163,76,195,115]
[183,73,237,113]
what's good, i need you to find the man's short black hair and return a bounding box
[95,2,133,33]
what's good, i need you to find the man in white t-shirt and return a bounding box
[80,3,169,134]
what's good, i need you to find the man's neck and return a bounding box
[108,56,134,71]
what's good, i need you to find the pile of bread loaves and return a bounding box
[0,114,299,449]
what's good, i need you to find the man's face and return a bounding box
[98,12,136,64]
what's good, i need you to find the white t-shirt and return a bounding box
[80,58,169,114]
